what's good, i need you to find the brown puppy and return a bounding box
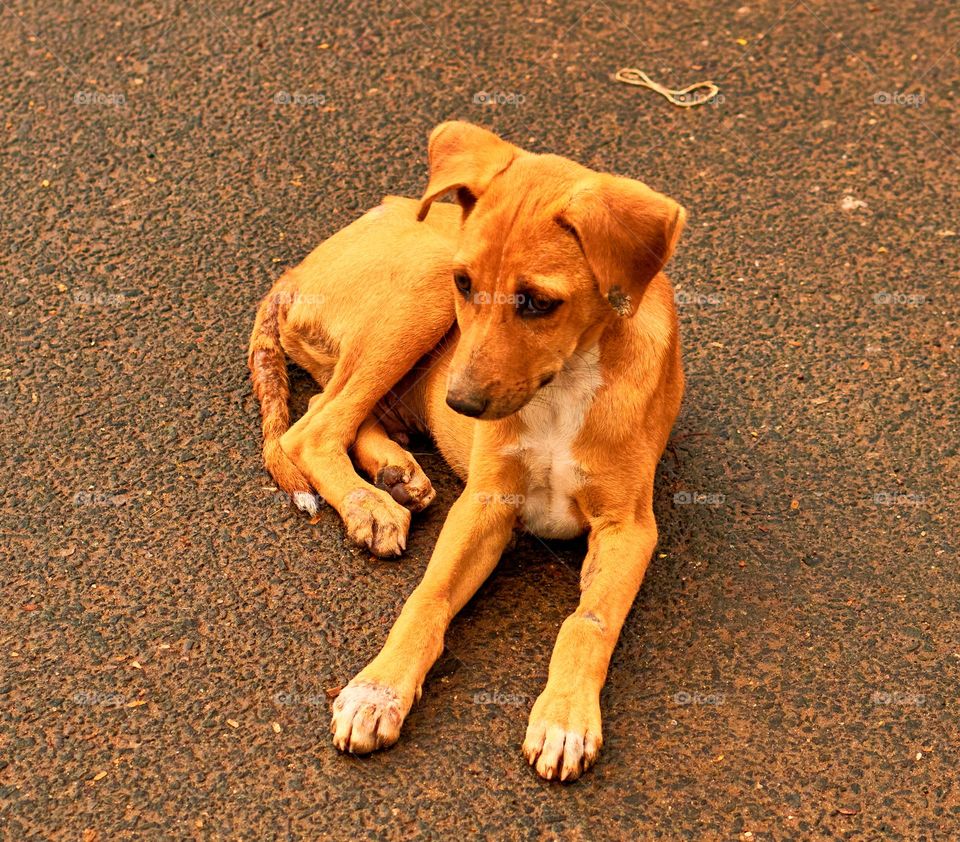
[248,121,686,781]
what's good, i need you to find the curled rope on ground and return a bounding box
[614,68,719,108]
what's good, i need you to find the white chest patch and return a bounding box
[505,346,603,539]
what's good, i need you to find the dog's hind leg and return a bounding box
[352,416,435,513]
[279,324,450,558]
[254,198,459,556]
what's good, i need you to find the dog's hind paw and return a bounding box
[331,681,406,754]
[375,463,435,512]
[341,488,411,558]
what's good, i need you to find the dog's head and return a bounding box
[418,121,685,420]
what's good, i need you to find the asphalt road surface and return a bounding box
[2,1,958,839]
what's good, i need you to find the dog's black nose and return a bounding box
[446,392,489,418]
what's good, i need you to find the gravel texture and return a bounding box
[1,0,958,839]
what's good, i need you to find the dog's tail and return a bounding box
[248,281,319,515]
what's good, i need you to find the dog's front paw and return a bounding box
[331,680,407,754]
[341,488,411,558]
[523,689,602,782]
[375,463,436,513]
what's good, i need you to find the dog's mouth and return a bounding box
[476,402,528,421]
[480,348,598,420]
[447,369,563,421]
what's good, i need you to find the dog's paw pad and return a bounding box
[342,488,411,558]
[331,681,405,754]
[375,464,436,513]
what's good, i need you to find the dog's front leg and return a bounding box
[523,511,658,781]
[331,455,519,754]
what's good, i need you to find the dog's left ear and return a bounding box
[417,121,521,220]
[559,175,686,317]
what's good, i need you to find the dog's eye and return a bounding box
[453,271,472,297]
[519,294,561,317]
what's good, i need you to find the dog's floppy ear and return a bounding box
[559,175,686,317]
[417,121,521,220]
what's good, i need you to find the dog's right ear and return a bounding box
[417,121,520,220]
